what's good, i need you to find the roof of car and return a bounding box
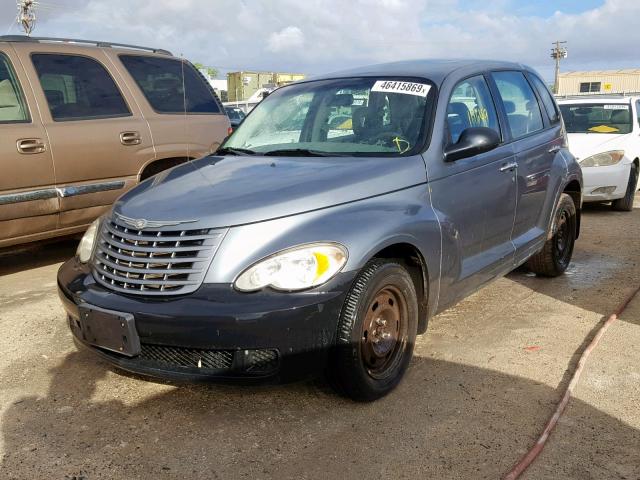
[307,59,530,84]
[0,35,172,56]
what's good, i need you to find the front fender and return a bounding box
[203,185,443,316]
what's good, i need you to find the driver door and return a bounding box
[429,74,517,307]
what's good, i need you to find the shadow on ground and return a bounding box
[0,238,78,276]
[1,348,638,480]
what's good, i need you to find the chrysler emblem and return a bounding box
[114,212,198,230]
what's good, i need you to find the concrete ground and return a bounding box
[0,195,639,480]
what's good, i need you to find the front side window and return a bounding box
[447,75,500,144]
[529,74,560,123]
[120,55,220,114]
[493,71,544,140]
[559,103,633,134]
[0,53,29,123]
[31,54,130,121]
[224,77,433,156]
[636,100,640,127]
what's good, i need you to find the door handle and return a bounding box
[120,131,141,146]
[499,162,518,172]
[548,145,562,154]
[16,138,46,154]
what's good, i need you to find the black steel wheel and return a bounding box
[612,162,638,212]
[526,193,577,277]
[328,259,418,402]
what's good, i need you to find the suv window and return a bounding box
[0,53,29,123]
[529,74,560,123]
[120,55,220,114]
[636,100,640,127]
[447,75,500,144]
[31,54,130,121]
[493,71,544,140]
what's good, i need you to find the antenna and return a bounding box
[17,0,36,36]
[180,53,191,163]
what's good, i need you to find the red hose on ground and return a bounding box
[503,285,640,480]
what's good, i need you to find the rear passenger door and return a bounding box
[15,44,154,229]
[490,71,559,262]
[0,45,57,247]
[116,54,228,159]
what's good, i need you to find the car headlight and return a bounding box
[76,218,101,263]
[234,243,348,292]
[579,150,625,167]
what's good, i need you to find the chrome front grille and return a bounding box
[92,218,226,295]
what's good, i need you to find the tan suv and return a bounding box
[0,35,230,249]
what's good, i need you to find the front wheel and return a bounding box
[328,260,418,402]
[526,193,577,277]
[611,162,638,212]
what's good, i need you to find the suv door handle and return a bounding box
[16,138,46,154]
[499,162,518,172]
[548,145,562,154]
[120,131,141,146]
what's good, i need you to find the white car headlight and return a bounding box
[580,150,625,167]
[235,243,348,292]
[76,218,101,263]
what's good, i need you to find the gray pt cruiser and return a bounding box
[58,59,583,401]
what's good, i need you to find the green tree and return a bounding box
[193,63,219,79]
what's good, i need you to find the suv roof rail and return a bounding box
[0,35,172,56]
[555,92,640,100]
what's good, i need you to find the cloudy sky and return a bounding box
[2,0,638,81]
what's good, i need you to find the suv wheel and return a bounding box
[611,162,638,212]
[526,193,577,277]
[328,259,418,401]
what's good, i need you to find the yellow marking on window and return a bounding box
[588,125,619,133]
[393,137,411,154]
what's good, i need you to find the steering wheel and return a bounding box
[371,131,411,153]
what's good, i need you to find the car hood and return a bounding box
[113,154,427,228]
[566,133,631,161]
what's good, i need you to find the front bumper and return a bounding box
[58,258,356,383]
[582,162,631,202]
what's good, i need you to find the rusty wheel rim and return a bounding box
[361,285,407,377]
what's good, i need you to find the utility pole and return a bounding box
[17,0,37,36]
[551,41,568,94]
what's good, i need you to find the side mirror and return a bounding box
[444,127,501,162]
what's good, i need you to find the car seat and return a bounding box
[447,102,470,143]
[0,79,23,121]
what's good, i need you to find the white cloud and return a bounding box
[1,0,639,80]
[267,26,305,53]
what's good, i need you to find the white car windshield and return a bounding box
[222,77,434,156]
[560,103,633,134]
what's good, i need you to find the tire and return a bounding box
[526,193,577,277]
[328,259,418,402]
[611,163,638,212]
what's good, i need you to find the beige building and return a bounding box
[227,71,305,101]
[557,69,640,95]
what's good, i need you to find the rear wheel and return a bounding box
[611,162,638,212]
[328,260,418,402]
[526,193,577,277]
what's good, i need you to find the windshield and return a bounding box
[222,77,434,156]
[560,103,633,134]
[225,107,245,121]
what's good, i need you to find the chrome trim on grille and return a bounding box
[113,212,197,229]
[92,217,226,296]
[56,180,125,198]
[0,188,57,205]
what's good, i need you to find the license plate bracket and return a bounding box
[77,305,140,357]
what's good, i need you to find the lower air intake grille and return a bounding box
[140,344,234,370]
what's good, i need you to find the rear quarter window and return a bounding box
[120,55,221,114]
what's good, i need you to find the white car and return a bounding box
[558,96,639,211]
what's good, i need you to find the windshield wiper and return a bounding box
[263,148,341,157]
[215,147,257,156]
